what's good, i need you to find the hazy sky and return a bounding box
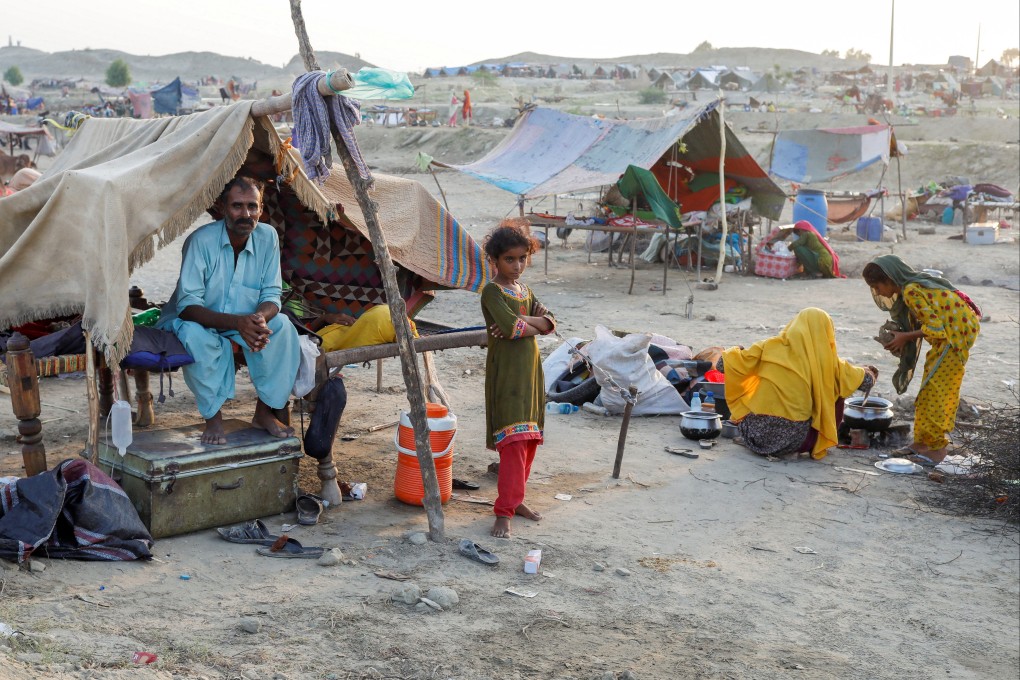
[4,0,1018,73]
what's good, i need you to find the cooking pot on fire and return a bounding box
[843,396,894,432]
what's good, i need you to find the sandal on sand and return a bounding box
[906,453,940,468]
[892,445,924,457]
[216,520,279,545]
[256,537,324,559]
[458,538,500,565]
[452,478,480,490]
[296,494,325,526]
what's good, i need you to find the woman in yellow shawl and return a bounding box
[308,305,417,353]
[722,308,877,459]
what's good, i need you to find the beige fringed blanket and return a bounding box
[0,103,290,364]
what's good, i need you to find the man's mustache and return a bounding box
[235,219,254,226]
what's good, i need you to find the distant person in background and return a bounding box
[462,90,473,125]
[448,93,460,126]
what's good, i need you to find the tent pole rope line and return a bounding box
[288,0,445,538]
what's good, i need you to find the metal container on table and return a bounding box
[98,419,302,538]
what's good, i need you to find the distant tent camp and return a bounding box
[435,101,785,220]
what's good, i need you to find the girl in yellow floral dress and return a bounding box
[862,255,981,466]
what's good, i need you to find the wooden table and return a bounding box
[528,216,678,295]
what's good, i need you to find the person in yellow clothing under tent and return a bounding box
[306,305,417,353]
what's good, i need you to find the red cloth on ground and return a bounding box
[494,438,539,518]
[704,369,725,383]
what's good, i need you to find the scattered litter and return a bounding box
[367,420,399,432]
[340,434,360,441]
[554,493,572,501]
[131,651,158,664]
[524,549,543,574]
[451,493,494,505]
[505,588,538,598]
[179,574,191,580]
[793,547,817,555]
[833,466,880,476]
[75,594,110,608]
[0,623,16,638]
[281,523,298,532]
[418,597,443,611]
[374,571,411,581]
[935,454,984,475]
[350,482,368,500]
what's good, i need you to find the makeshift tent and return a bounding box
[0,102,490,365]
[437,101,785,220]
[150,77,183,115]
[769,124,892,183]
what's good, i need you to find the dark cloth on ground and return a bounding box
[0,459,153,564]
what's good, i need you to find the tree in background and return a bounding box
[1001,48,1019,68]
[3,65,23,86]
[638,88,667,105]
[106,59,131,88]
[820,49,840,58]
[844,48,873,64]
[692,41,713,54]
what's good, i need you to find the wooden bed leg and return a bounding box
[6,333,47,476]
[98,357,114,418]
[133,369,154,427]
[316,453,343,507]
[117,368,131,407]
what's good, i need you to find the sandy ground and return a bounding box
[1,100,1019,680]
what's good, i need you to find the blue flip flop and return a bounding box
[458,538,500,566]
[906,453,938,468]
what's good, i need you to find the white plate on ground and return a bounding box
[874,458,923,474]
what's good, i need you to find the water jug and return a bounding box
[110,400,133,456]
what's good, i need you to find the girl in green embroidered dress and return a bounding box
[481,219,556,538]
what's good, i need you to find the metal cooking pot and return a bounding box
[843,396,894,432]
[680,411,723,441]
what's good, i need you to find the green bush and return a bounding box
[106,59,131,88]
[3,66,23,87]
[639,88,667,105]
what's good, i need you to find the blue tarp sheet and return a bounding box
[151,78,182,115]
[769,125,892,183]
[437,103,721,198]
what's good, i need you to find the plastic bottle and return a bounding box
[546,403,579,414]
[703,391,716,413]
[689,391,701,411]
[132,308,161,327]
[110,399,133,456]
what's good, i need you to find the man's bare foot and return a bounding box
[491,516,511,538]
[515,503,542,521]
[201,412,228,445]
[252,400,295,438]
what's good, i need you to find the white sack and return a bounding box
[542,336,586,393]
[291,335,322,398]
[582,325,688,416]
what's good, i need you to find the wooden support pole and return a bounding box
[249,70,353,118]
[628,196,637,295]
[612,386,639,479]
[376,358,384,392]
[288,0,446,540]
[713,99,729,285]
[5,333,47,476]
[84,331,99,463]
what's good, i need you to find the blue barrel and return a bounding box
[856,217,883,241]
[792,189,828,236]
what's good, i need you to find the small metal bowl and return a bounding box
[721,420,739,438]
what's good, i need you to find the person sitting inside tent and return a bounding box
[156,176,300,445]
[722,307,877,459]
[306,304,417,353]
[767,221,843,278]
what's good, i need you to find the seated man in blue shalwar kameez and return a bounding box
[157,176,300,444]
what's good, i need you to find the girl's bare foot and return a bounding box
[515,503,542,521]
[201,412,228,445]
[491,516,511,538]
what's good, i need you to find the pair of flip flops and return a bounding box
[892,446,939,468]
[458,538,499,565]
[296,494,325,525]
[216,520,325,558]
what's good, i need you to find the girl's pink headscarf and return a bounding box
[793,220,844,278]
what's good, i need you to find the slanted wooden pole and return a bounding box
[628,195,637,295]
[611,386,639,479]
[288,0,445,540]
[6,333,47,476]
[84,331,99,463]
